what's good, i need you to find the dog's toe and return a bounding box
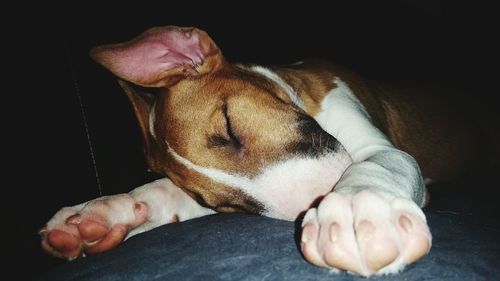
[40,195,149,259]
[43,229,82,259]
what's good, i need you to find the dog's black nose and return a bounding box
[292,115,342,156]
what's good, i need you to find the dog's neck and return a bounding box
[240,61,337,116]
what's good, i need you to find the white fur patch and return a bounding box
[314,78,392,162]
[166,142,351,220]
[251,66,306,111]
[314,78,425,205]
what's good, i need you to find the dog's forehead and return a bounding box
[165,68,290,105]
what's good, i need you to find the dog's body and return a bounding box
[41,26,494,276]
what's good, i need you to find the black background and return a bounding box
[6,1,498,280]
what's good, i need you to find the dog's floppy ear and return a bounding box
[90,26,224,87]
[116,79,164,172]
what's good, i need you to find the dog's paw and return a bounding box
[39,194,149,259]
[300,190,431,277]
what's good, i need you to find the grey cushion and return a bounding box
[35,187,500,281]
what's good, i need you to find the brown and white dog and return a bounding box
[40,26,491,276]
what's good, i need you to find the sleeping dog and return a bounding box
[40,26,491,276]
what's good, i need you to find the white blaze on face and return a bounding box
[251,66,307,111]
[167,144,352,221]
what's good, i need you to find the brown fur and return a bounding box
[118,65,326,212]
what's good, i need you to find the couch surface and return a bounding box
[35,181,500,281]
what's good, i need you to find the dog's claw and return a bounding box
[38,226,48,236]
[84,224,128,254]
[66,214,82,225]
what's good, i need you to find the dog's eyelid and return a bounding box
[222,103,243,150]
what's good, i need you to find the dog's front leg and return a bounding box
[40,178,215,259]
[301,80,432,276]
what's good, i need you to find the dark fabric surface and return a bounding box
[35,184,500,281]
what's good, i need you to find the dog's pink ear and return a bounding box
[90,26,224,87]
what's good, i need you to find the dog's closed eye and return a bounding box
[207,135,231,148]
[207,103,243,150]
[222,103,243,150]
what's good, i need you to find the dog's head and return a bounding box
[90,26,352,220]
